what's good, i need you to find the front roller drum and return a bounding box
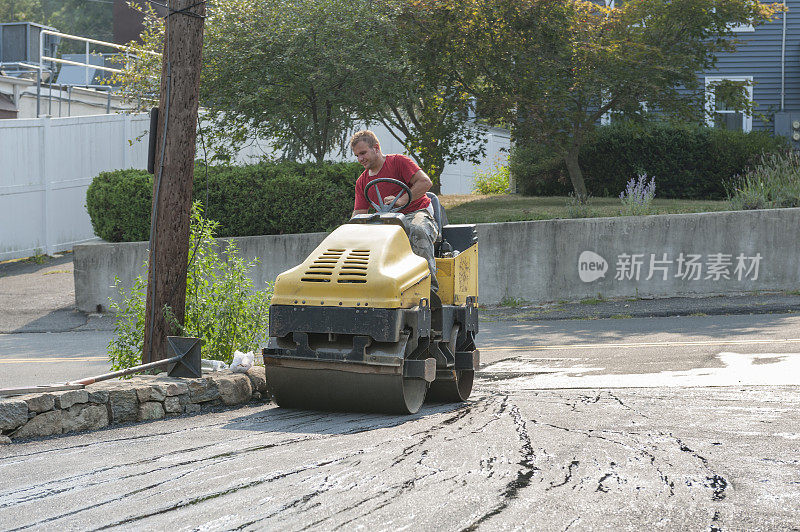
[265,358,436,415]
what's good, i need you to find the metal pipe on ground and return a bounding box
[0,336,202,397]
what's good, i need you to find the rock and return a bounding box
[163,396,182,414]
[164,382,189,396]
[54,390,89,410]
[136,385,166,403]
[62,404,109,433]
[212,374,252,406]
[23,394,55,413]
[87,390,110,404]
[246,366,268,394]
[0,400,28,431]
[13,410,64,438]
[149,376,189,396]
[138,402,165,421]
[188,377,219,403]
[108,389,139,423]
[0,435,11,444]
[184,403,201,414]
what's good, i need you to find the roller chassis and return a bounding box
[262,182,479,414]
[262,296,479,413]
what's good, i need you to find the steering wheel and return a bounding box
[364,178,413,213]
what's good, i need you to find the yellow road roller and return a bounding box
[262,178,479,414]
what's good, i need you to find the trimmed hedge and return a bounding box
[511,122,788,199]
[86,161,363,242]
[86,169,154,242]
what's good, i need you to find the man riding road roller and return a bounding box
[350,130,440,292]
[262,130,479,414]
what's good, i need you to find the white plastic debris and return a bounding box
[230,350,254,373]
[201,359,229,372]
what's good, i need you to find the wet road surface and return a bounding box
[2,310,800,529]
[2,382,799,528]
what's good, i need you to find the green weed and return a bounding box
[107,203,273,373]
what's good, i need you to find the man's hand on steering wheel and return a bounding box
[382,194,406,206]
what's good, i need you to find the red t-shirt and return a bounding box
[354,154,431,214]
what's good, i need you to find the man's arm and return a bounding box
[383,170,433,206]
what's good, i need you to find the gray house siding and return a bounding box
[703,4,800,133]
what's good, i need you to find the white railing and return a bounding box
[0,113,150,260]
[34,29,160,116]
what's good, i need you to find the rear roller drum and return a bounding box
[426,327,475,403]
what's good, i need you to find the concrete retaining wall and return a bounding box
[75,232,327,313]
[74,208,800,311]
[479,208,800,303]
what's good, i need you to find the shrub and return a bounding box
[195,162,356,237]
[87,161,362,242]
[472,160,510,194]
[512,122,788,199]
[728,150,800,210]
[619,174,656,216]
[86,169,153,242]
[107,204,273,371]
[508,142,572,196]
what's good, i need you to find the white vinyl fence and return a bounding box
[0,113,150,260]
[211,122,511,195]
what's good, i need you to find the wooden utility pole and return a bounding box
[142,0,206,363]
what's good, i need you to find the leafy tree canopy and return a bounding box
[199,0,387,163]
[0,0,114,49]
[405,0,782,200]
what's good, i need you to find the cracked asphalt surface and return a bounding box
[1,385,798,530]
[2,254,800,529]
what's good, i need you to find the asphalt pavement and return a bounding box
[2,253,800,529]
[0,253,115,387]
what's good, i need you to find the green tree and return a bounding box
[0,0,113,44]
[407,0,780,201]
[110,0,488,180]
[358,7,487,192]
[199,0,386,163]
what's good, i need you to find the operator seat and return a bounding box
[426,192,452,256]
[426,192,448,238]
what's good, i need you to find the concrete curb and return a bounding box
[481,292,800,322]
[0,367,268,443]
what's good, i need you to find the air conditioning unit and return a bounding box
[0,22,60,76]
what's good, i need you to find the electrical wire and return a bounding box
[145,17,172,364]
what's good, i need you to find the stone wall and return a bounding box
[0,368,268,443]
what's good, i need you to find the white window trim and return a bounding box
[705,75,753,133]
[730,22,755,32]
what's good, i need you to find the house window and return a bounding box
[705,76,753,132]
